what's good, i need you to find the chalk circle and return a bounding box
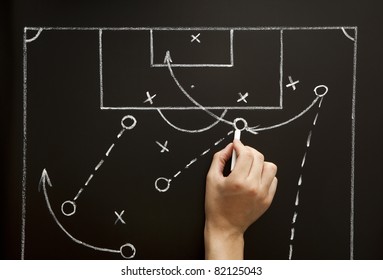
[121,115,137,130]
[155,177,171,192]
[120,243,136,259]
[233,118,248,131]
[314,85,328,97]
[61,200,77,216]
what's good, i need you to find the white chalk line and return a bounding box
[301,152,307,168]
[151,29,234,68]
[73,188,84,201]
[152,63,234,68]
[25,26,358,31]
[106,143,115,157]
[21,29,28,260]
[288,96,324,260]
[185,158,197,169]
[102,106,283,110]
[95,159,104,171]
[341,28,355,42]
[25,28,43,43]
[117,129,125,138]
[99,29,104,108]
[350,27,358,260]
[280,30,284,108]
[230,29,234,66]
[306,131,312,147]
[214,138,224,146]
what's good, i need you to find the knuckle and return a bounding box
[228,177,246,190]
[254,150,265,162]
[249,186,267,200]
[257,188,272,203]
[267,162,278,174]
[258,153,265,162]
[241,147,253,159]
[243,146,265,162]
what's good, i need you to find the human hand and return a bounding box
[204,140,278,259]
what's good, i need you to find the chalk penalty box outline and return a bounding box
[24,26,357,112]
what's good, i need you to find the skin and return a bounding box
[204,140,278,260]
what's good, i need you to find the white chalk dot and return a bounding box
[120,243,136,259]
[61,200,77,216]
[155,177,171,192]
[121,115,137,130]
[314,85,328,97]
[233,118,248,131]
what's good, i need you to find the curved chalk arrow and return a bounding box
[247,96,322,133]
[39,169,136,259]
[165,50,326,135]
[157,108,228,133]
[164,51,233,126]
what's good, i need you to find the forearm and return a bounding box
[204,225,244,260]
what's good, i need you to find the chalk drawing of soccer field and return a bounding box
[22,26,357,259]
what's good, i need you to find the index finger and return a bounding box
[230,140,254,178]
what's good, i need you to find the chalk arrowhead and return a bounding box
[38,168,52,192]
[164,51,173,64]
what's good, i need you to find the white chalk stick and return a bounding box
[231,130,241,170]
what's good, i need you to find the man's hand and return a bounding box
[204,140,278,259]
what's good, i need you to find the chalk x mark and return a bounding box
[191,33,201,43]
[156,140,169,153]
[114,210,126,225]
[237,92,249,103]
[144,91,157,105]
[286,76,299,91]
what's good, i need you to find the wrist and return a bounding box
[204,223,244,260]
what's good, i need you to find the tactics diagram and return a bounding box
[22,27,357,259]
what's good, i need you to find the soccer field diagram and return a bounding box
[22,26,357,259]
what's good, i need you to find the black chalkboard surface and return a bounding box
[3,0,383,260]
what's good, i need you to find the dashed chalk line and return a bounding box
[288,97,324,260]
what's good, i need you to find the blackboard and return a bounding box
[3,0,383,260]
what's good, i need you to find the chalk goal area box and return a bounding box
[150,29,233,67]
[101,28,282,110]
